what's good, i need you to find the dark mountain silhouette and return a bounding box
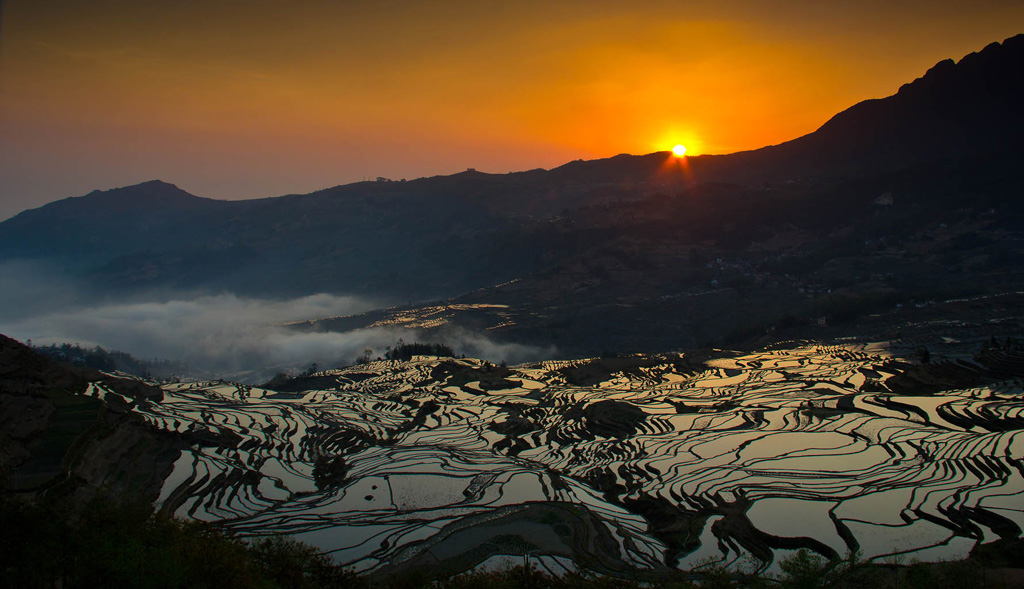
[693,34,1024,183]
[1,34,1022,352]
[0,180,222,257]
[538,34,1024,186]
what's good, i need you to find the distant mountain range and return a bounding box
[2,34,1023,356]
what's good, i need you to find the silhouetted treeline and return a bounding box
[31,342,189,380]
[384,341,455,361]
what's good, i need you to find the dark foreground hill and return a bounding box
[0,333,179,503]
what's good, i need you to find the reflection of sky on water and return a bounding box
[129,343,1024,573]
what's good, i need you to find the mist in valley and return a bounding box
[0,262,553,383]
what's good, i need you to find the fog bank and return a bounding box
[0,291,555,383]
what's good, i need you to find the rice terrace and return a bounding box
[88,336,1024,578]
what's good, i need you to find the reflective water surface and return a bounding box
[96,342,1024,575]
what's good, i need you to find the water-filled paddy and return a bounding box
[104,342,1024,575]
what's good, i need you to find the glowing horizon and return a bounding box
[1,1,1022,219]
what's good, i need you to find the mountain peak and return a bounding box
[85,179,192,198]
[896,33,1024,98]
[135,179,179,189]
[62,180,212,213]
[2,179,212,234]
[719,32,1024,182]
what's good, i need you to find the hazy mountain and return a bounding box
[0,172,643,301]
[1,34,1022,355]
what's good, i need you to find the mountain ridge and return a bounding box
[16,179,214,218]
[6,32,1022,223]
[1,34,1022,352]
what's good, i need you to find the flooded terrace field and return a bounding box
[88,340,1024,577]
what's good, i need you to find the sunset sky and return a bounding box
[1,0,1022,219]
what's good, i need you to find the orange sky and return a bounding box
[1,0,1022,219]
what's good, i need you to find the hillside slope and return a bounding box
[0,35,1021,317]
[0,334,179,500]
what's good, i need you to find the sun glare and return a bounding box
[672,144,687,156]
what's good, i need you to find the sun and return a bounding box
[672,144,687,156]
